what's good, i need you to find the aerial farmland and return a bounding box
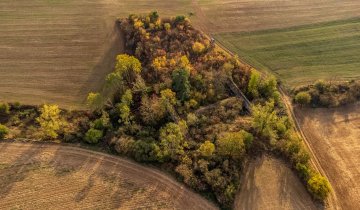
[0,0,359,209]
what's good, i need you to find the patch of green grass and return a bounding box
[214,18,360,88]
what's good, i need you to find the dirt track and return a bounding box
[295,103,360,210]
[0,142,218,210]
[234,155,320,210]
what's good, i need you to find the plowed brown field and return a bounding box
[234,155,320,210]
[0,0,191,109]
[295,103,360,210]
[2,0,360,107]
[0,142,217,210]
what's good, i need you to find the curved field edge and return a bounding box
[0,141,218,210]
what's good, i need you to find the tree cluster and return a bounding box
[293,80,360,107]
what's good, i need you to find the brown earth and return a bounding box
[1,0,360,108]
[0,0,191,109]
[295,103,360,210]
[234,155,320,210]
[0,142,218,210]
[194,0,360,33]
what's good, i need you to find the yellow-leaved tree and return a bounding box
[36,104,64,139]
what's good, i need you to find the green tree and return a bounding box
[118,89,133,125]
[260,76,278,100]
[198,140,215,157]
[36,104,63,139]
[92,111,111,130]
[159,122,186,161]
[133,140,161,162]
[0,124,9,139]
[247,70,261,98]
[307,174,331,200]
[84,128,103,144]
[217,130,253,160]
[295,91,311,106]
[105,71,124,95]
[252,100,278,140]
[172,68,191,101]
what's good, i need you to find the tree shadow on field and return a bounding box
[0,143,43,199]
[74,157,105,202]
[234,156,260,210]
[78,21,125,103]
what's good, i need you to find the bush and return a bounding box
[198,140,215,157]
[113,136,135,155]
[307,173,331,200]
[84,128,103,144]
[217,130,253,160]
[294,91,311,106]
[295,163,312,180]
[0,103,10,115]
[0,124,9,139]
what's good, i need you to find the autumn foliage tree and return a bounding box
[36,104,63,139]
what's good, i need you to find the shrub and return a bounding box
[113,136,135,155]
[158,122,185,161]
[164,23,171,31]
[217,130,253,160]
[314,80,328,93]
[133,140,160,162]
[84,128,103,144]
[307,173,331,200]
[174,15,186,25]
[92,111,110,130]
[0,124,9,139]
[295,163,312,180]
[0,103,10,115]
[294,91,311,106]
[86,92,102,111]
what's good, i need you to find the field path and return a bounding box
[279,89,340,210]
[0,141,218,210]
[210,26,340,209]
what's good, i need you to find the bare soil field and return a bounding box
[234,155,319,210]
[295,103,360,210]
[0,142,217,210]
[0,0,191,109]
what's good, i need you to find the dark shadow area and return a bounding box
[0,143,43,199]
[78,21,125,103]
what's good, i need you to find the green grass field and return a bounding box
[214,18,360,88]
